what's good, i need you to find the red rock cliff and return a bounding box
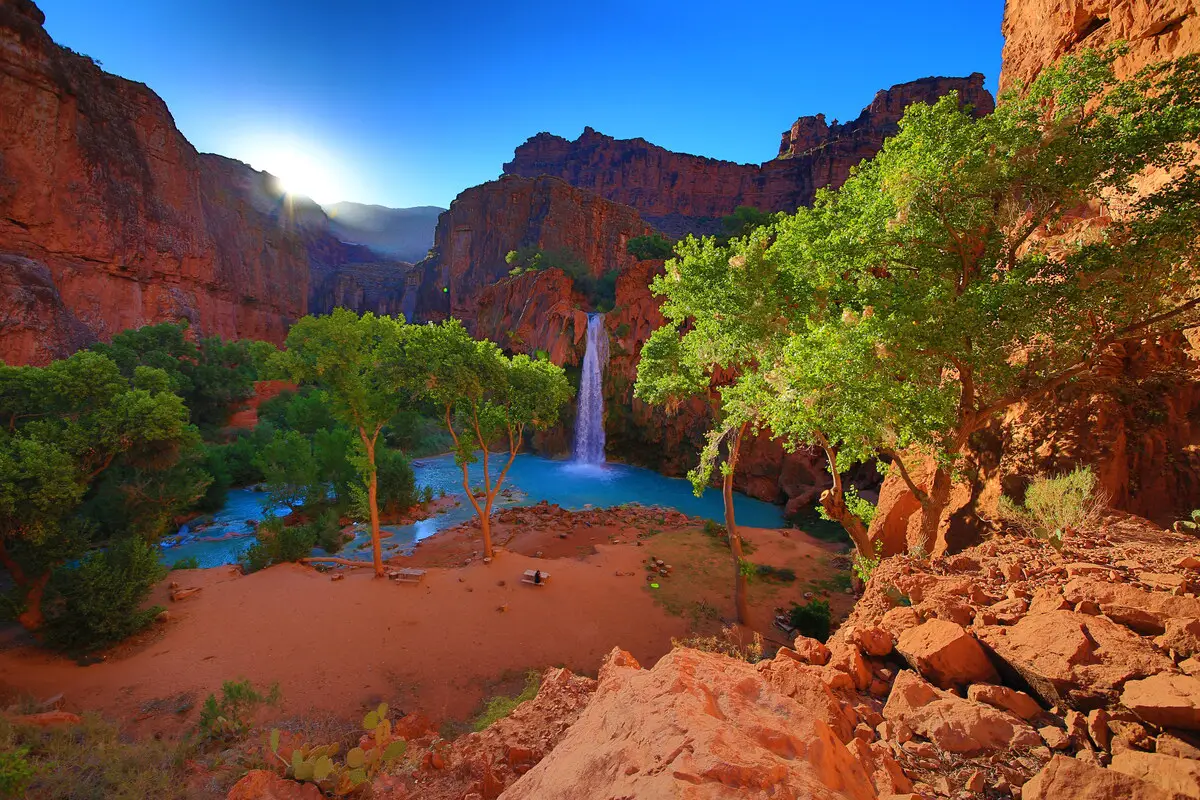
[1000,0,1200,90]
[502,76,993,234]
[414,175,650,326]
[0,0,309,364]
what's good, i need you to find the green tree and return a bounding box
[626,233,675,260]
[254,429,322,508]
[634,226,806,625]
[273,309,415,577]
[409,321,572,558]
[720,206,775,241]
[91,322,257,429]
[0,351,193,631]
[764,47,1200,553]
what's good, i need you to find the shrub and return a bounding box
[196,679,280,745]
[305,510,346,555]
[41,537,166,655]
[788,599,832,642]
[239,517,316,573]
[0,714,190,799]
[626,233,674,260]
[472,670,541,732]
[169,556,200,570]
[999,466,1108,548]
[673,625,764,663]
[352,447,417,519]
[0,745,33,798]
[1175,509,1200,534]
[852,543,882,584]
[753,564,796,583]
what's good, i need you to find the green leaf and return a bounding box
[382,740,407,761]
[363,710,380,730]
[294,760,315,782]
[269,729,281,754]
[348,767,368,786]
[313,755,334,782]
[345,747,366,769]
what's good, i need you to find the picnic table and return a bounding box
[521,569,550,586]
[390,568,426,584]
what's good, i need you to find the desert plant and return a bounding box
[269,703,407,795]
[852,543,883,584]
[196,679,281,745]
[788,598,832,642]
[672,625,764,663]
[1175,510,1200,534]
[169,556,200,570]
[753,564,797,583]
[0,745,33,798]
[472,671,541,732]
[40,537,166,655]
[999,467,1108,549]
[239,517,318,573]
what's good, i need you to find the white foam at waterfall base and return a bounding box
[572,313,609,464]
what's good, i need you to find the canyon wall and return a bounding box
[1000,0,1199,90]
[0,0,311,364]
[413,175,650,326]
[503,75,993,235]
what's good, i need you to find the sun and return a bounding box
[267,147,341,204]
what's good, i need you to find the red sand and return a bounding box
[0,520,847,736]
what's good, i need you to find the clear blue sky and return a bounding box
[39,1,1005,208]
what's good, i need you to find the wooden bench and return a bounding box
[391,568,426,584]
[521,569,550,586]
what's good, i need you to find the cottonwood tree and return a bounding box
[635,227,813,625]
[764,47,1200,552]
[274,309,414,577]
[0,352,193,630]
[410,320,572,559]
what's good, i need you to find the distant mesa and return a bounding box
[503,73,994,237]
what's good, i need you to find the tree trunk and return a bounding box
[360,431,385,578]
[915,464,952,556]
[818,443,872,555]
[725,422,750,627]
[16,572,49,632]
[480,500,494,559]
[0,540,49,632]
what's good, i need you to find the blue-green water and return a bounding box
[160,453,786,568]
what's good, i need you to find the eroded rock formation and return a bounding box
[503,76,993,236]
[0,0,311,364]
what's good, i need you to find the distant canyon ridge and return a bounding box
[3,0,1196,531]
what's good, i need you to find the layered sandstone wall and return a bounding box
[413,175,650,326]
[0,0,311,364]
[503,76,993,235]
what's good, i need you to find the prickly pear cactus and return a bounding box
[268,702,408,795]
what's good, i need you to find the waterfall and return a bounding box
[572,313,609,464]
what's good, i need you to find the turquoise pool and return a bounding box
[160,453,787,568]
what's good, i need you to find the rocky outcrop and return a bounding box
[503,76,993,235]
[413,175,650,326]
[1000,0,1200,91]
[0,1,311,364]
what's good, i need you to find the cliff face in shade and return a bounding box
[413,175,650,326]
[502,75,993,235]
[999,0,1200,90]
[0,0,312,364]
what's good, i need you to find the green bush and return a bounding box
[626,233,675,260]
[169,556,199,570]
[472,670,541,732]
[753,564,796,583]
[41,537,166,655]
[999,466,1108,547]
[352,447,417,519]
[788,599,832,642]
[239,517,317,573]
[196,679,281,745]
[0,744,34,798]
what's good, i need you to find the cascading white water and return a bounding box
[572,313,609,464]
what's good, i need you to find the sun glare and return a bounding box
[267,147,341,203]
